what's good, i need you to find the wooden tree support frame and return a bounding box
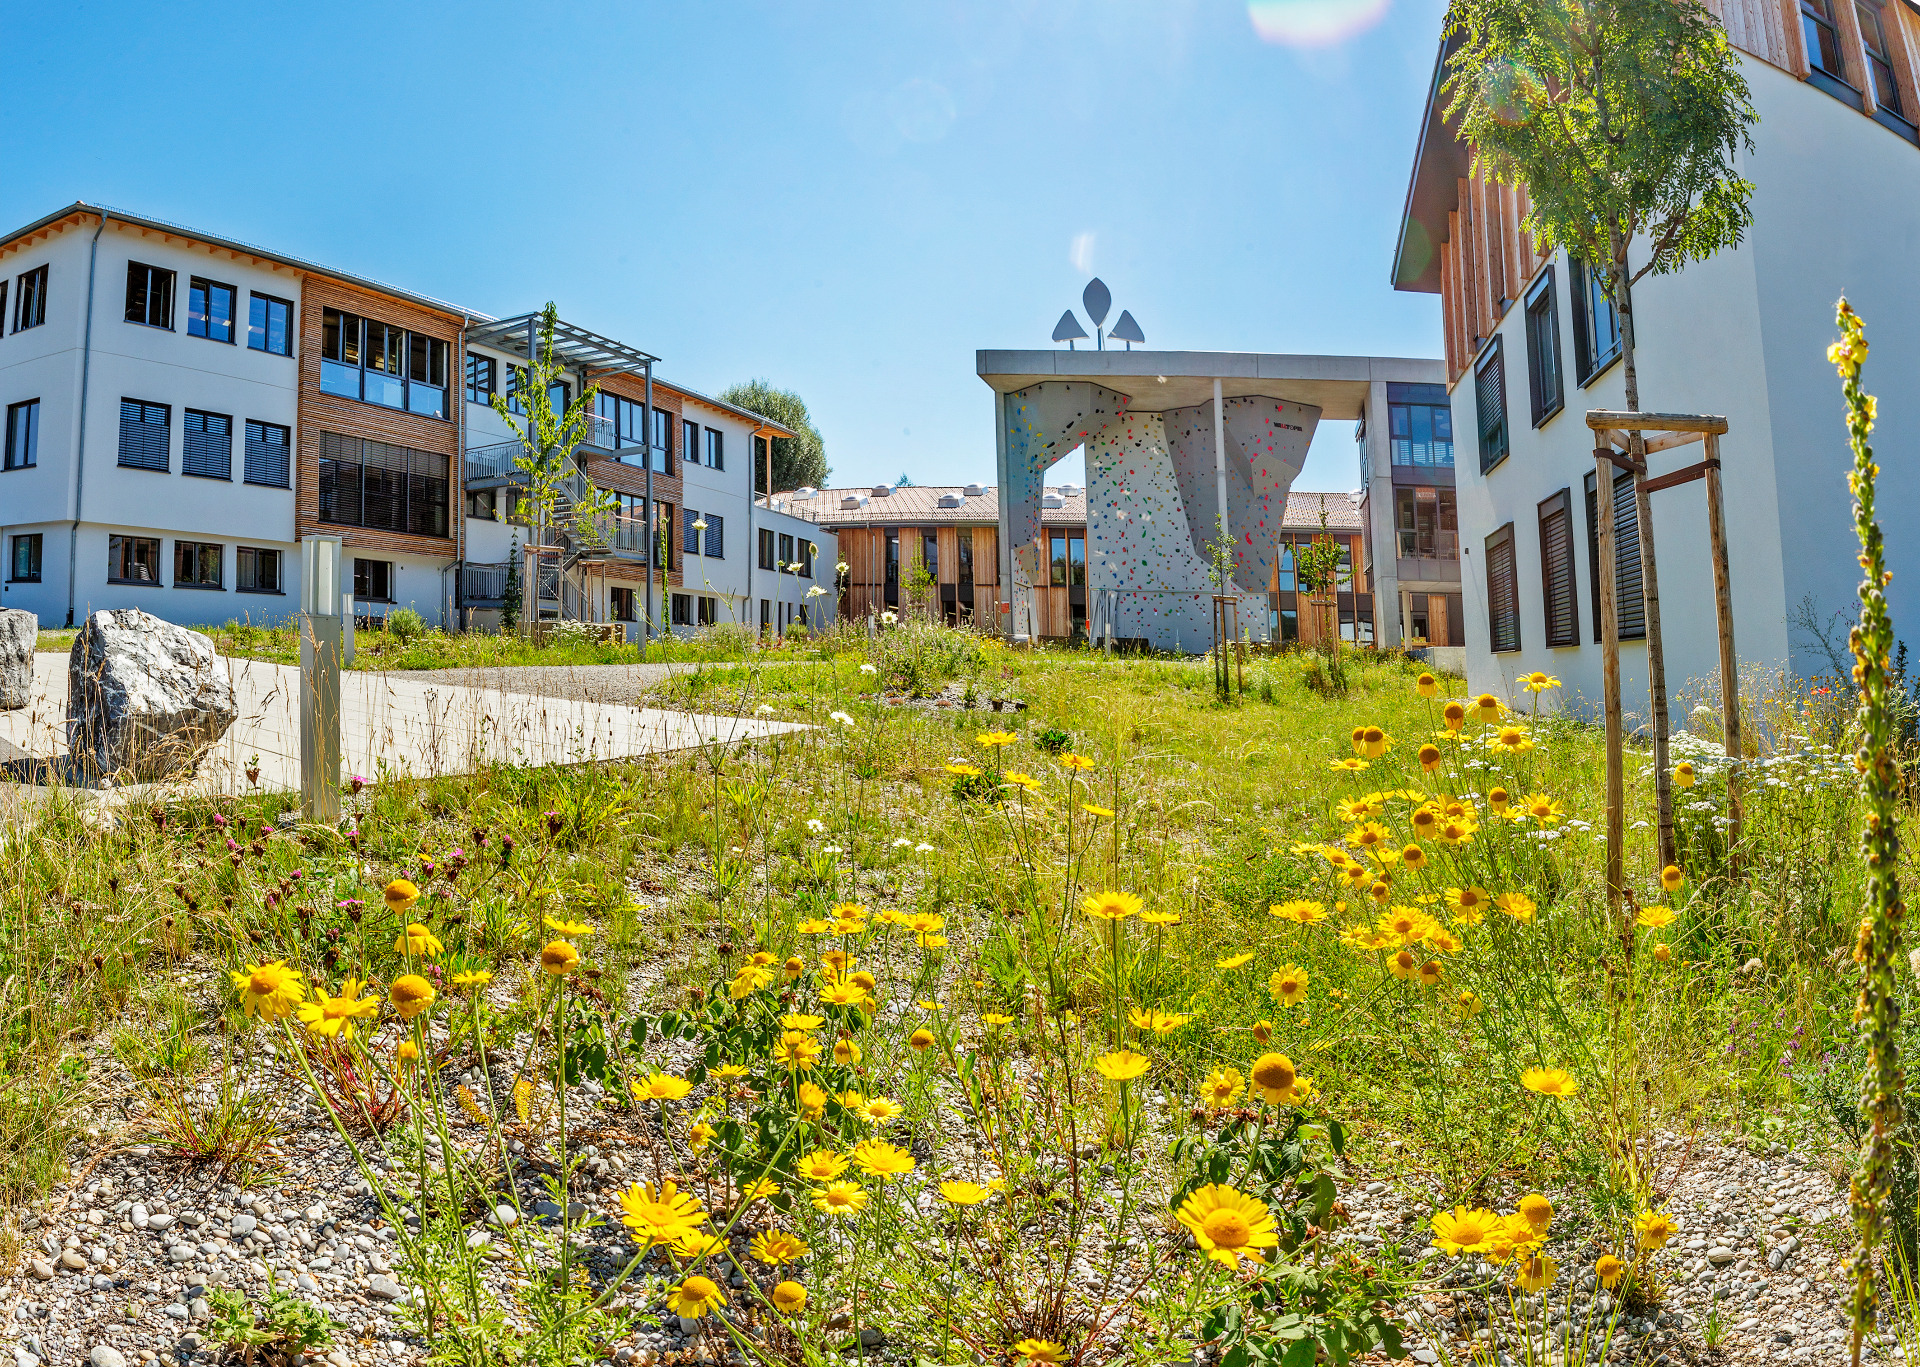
[1586,410,1745,905]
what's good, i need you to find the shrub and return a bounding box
[386,607,426,642]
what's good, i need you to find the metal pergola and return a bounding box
[467,313,660,378]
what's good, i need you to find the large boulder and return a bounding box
[68,609,236,781]
[0,607,32,709]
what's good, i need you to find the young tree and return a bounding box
[1443,0,1757,883]
[719,379,829,492]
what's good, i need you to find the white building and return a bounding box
[0,204,833,640]
[1395,9,1920,706]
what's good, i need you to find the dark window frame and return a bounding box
[187,277,238,345]
[1859,0,1908,117]
[704,513,724,559]
[1584,468,1648,643]
[683,509,702,556]
[671,592,692,627]
[117,398,171,472]
[1537,487,1579,648]
[244,419,291,488]
[236,546,282,594]
[704,426,724,470]
[1474,336,1509,474]
[466,354,495,405]
[759,527,776,570]
[13,265,47,333]
[173,539,224,589]
[1524,267,1564,427]
[317,432,451,539]
[1569,255,1623,384]
[4,398,38,470]
[125,262,175,330]
[10,532,43,583]
[353,557,395,604]
[1485,522,1521,653]
[247,292,294,356]
[107,534,162,585]
[319,308,450,419]
[182,409,234,481]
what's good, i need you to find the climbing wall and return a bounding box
[1163,396,1319,592]
[1001,382,1126,636]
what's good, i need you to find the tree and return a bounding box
[719,379,829,493]
[1444,0,1757,882]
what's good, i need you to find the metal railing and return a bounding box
[460,561,508,602]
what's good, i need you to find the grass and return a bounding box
[0,619,1890,1365]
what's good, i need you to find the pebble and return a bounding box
[27,1261,52,1282]
[367,1276,406,1302]
[58,1252,87,1272]
[89,1347,126,1367]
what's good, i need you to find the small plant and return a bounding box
[1702,1299,1727,1348]
[206,1281,337,1367]
[1035,727,1072,754]
[949,761,1005,804]
[133,1063,286,1183]
[387,607,426,642]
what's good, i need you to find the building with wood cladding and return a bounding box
[770,480,1389,648]
[0,202,831,639]
[1394,2,1920,704]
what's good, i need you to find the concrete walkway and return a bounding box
[0,652,801,798]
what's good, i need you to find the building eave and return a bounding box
[1392,35,1471,297]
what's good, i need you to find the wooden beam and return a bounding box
[1704,429,1746,865]
[1643,429,1705,455]
[1642,457,1720,494]
[1585,410,1730,434]
[1600,446,1646,476]
[1596,450,1625,908]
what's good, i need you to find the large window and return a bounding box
[1484,524,1520,653]
[237,547,281,594]
[14,265,47,332]
[704,514,724,559]
[1537,488,1579,648]
[1570,256,1622,383]
[183,410,233,480]
[698,596,718,627]
[108,535,161,584]
[1585,468,1647,642]
[118,399,171,471]
[1524,268,1563,426]
[10,533,42,583]
[321,309,448,418]
[652,407,673,474]
[1859,0,1906,116]
[353,558,393,603]
[1474,337,1509,473]
[594,393,656,460]
[1386,382,1453,467]
[318,432,450,538]
[1802,0,1847,77]
[1049,533,1086,586]
[5,399,38,470]
[244,420,290,488]
[704,427,724,470]
[125,262,174,329]
[187,278,237,344]
[174,540,222,588]
[248,293,293,355]
[466,354,495,405]
[1394,487,1458,560]
[671,592,692,627]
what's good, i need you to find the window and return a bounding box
[244,419,290,487]
[10,533,42,582]
[174,540,222,588]
[318,433,450,537]
[958,528,974,584]
[4,399,38,470]
[1474,338,1508,473]
[1068,534,1084,585]
[1485,524,1520,653]
[1860,0,1906,116]
[125,262,174,329]
[183,410,233,480]
[1803,0,1847,77]
[594,393,654,458]
[247,293,293,355]
[652,407,673,474]
[118,399,171,471]
[698,596,717,626]
[704,427,724,470]
[1386,382,1454,467]
[776,532,794,573]
[611,587,636,622]
[885,531,899,586]
[237,547,281,593]
[704,514,724,558]
[684,509,702,555]
[923,532,940,581]
[108,535,161,584]
[466,354,495,404]
[1570,256,1622,383]
[683,419,698,470]
[353,558,393,603]
[1585,468,1647,642]
[1538,489,1579,648]
[1524,268,1563,426]
[671,592,692,626]
[1394,487,1458,560]
[187,278,237,343]
[466,487,497,521]
[799,537,816,577]
[759,527,776,570]
[321,309,448,418]
[13,265,47,332]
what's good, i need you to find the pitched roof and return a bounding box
[768,483,1361,532]
[1281,490,1364,532]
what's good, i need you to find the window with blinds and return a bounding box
[317,431,449,537]
[1585,469,1647,642]
[183,410,232,480]
[1475,337,1508,473]
[118,399,170,471]
[244,420,290,487]
[684,509,702,555]
[704,514,724,559]
[1524,268,1563,427]
[1537,488,1578,648]
[1485,523,1520,653]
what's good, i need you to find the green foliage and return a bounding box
[502,534,522,633]
[869,618,990,697]
[206,1282,337,1367]
[718,378,829,493]
[489,303,615,531]
[386,607,426,642]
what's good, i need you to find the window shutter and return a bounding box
[1612,473,1646,640]
[1485,524,1520,653]
[1475,339,1508,472]
[704,514,723,558]
[1537,489,1577,648]
[684,511,701,555]
[245,420,290,487]
[118,400,170,471]
[319,431,363,526]
[183,411,232,480]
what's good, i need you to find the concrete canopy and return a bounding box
[975,349,1442,417]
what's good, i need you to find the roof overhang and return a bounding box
[1391,34,1471,296]
[468,313,660,378]
[974,349,1445,419]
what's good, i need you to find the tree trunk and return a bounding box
[1611,234,1678,883]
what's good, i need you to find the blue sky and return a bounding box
[4,0,1444,492]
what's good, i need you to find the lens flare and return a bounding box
[1248,0,1392,47]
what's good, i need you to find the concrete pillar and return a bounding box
[299,537,344,823]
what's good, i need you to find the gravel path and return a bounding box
[390,660,791,707]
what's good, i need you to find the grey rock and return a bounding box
[90,1346,127,1367]
[26,1259,53,1281]
[189,1299,209,1322]
[67,609,236,781]
[163,1306,187,1322]
[858,1328,885,1348]
[0,609,33,711]
[366,1275,405,1302]
[58,1251,87,1271]
[1707,1246,1737,1265]
[531,1201,562,1219]
[167,1245,195,1263]
[146,1215,174,1231]
[176,1338,200,1354]
[13,1346,40,1367]
[492,1206,518,1228]
[296,1276,320,1295]
[230,1215,256,1237]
